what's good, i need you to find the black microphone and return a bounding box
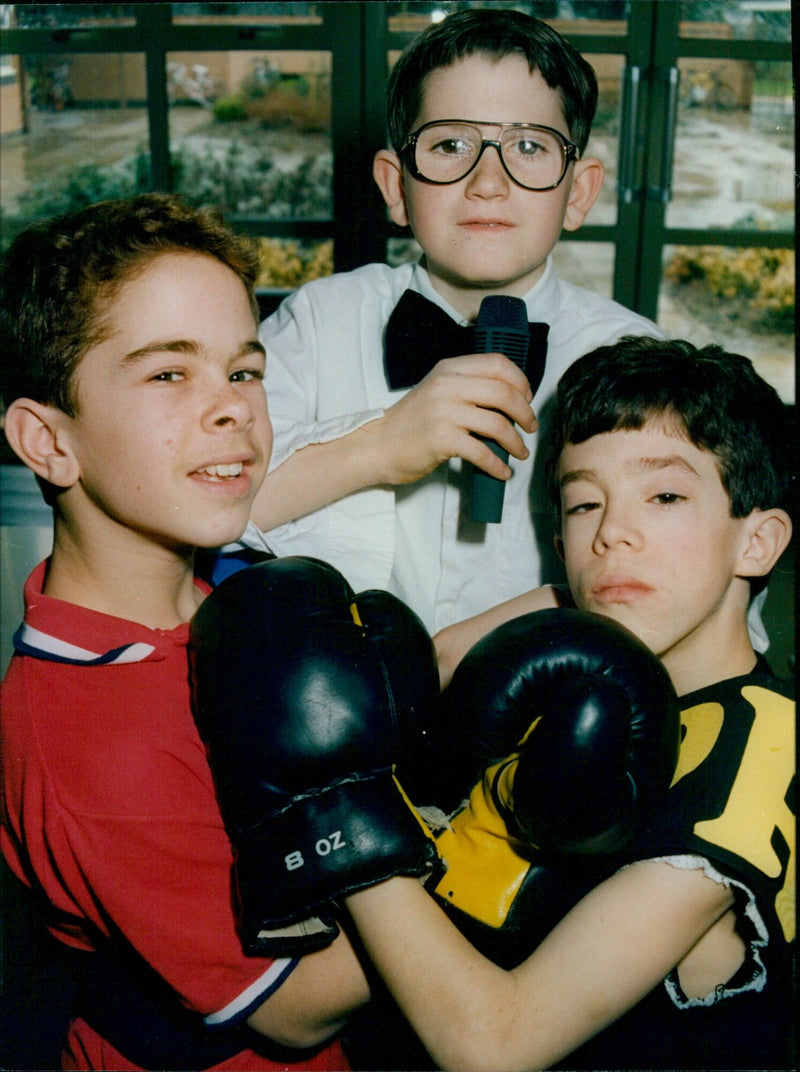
[471,295,547,523]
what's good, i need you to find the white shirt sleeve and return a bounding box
[245,264,414,591]
[259,282,385,470]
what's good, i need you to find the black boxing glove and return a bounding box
[350,588,441,802]
[425,608,680,964]
[189,556,441,957]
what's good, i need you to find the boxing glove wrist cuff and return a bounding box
[234,772,440,954]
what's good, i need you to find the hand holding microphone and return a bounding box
[374,291,544,499]
[471,296,548,523]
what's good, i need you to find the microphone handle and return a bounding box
[472,440,511,523]
[471,321,531,524]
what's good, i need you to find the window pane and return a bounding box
[171,3,322,26]
[551,240,615,299]
[168,50,332,220]
[387,5,460,35]
[10,5,136,29]
[1,53,150,247]
[542,6,629,37]
[388,3,630,35]
[679,1,791,42]
[667,58,792,231]
[386,235,421,267]
[581,53,622,226]
[659,244,794,402]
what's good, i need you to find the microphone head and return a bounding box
[473,295,530,370]
[475,294,529,331]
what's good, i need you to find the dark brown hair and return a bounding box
[0,192,261,415]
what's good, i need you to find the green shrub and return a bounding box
[2,152,150,235]
[256,238,333,288]
[665,246,794,332]
[213,95,248,123]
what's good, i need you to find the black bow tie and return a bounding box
[384,289,548,391]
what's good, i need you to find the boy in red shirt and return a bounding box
[0,194,372,1070]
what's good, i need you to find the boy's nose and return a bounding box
[464,143,510,196]
[593,507,642,553]
[205,382,253,429]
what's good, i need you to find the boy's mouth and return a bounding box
[591,575,654,603]
[195,462,244,481]
[460,218,512,229]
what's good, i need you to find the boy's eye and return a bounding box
[433,136,472,157]
[651,492,685,505]
[230,368,264,383]
[564,500,601,515]
[511,136,545,158]
[151,370,184,382]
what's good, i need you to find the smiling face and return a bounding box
[556,420,763,692]
[59,250,271,553]
[374,53,603,317]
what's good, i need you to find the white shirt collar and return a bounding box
[409,256,557,325]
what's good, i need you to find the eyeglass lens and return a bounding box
[413,123,568,189]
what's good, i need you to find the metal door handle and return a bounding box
[649,65,680,203]
[618,64,642,204]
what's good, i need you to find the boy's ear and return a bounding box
[3,398,80,489]
[563,156,605,233]
[373,149,410,228]
[736,508,792,579]
[554,534,566,563]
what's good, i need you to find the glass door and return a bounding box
[628,0,793,403]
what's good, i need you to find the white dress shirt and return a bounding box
[238,257,667,633]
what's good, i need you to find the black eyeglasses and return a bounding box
[401,120,579,191]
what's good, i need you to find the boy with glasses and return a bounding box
[228,8,666,636]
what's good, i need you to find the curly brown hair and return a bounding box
[0,193,261,416]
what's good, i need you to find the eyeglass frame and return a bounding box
[400,119,580,192]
